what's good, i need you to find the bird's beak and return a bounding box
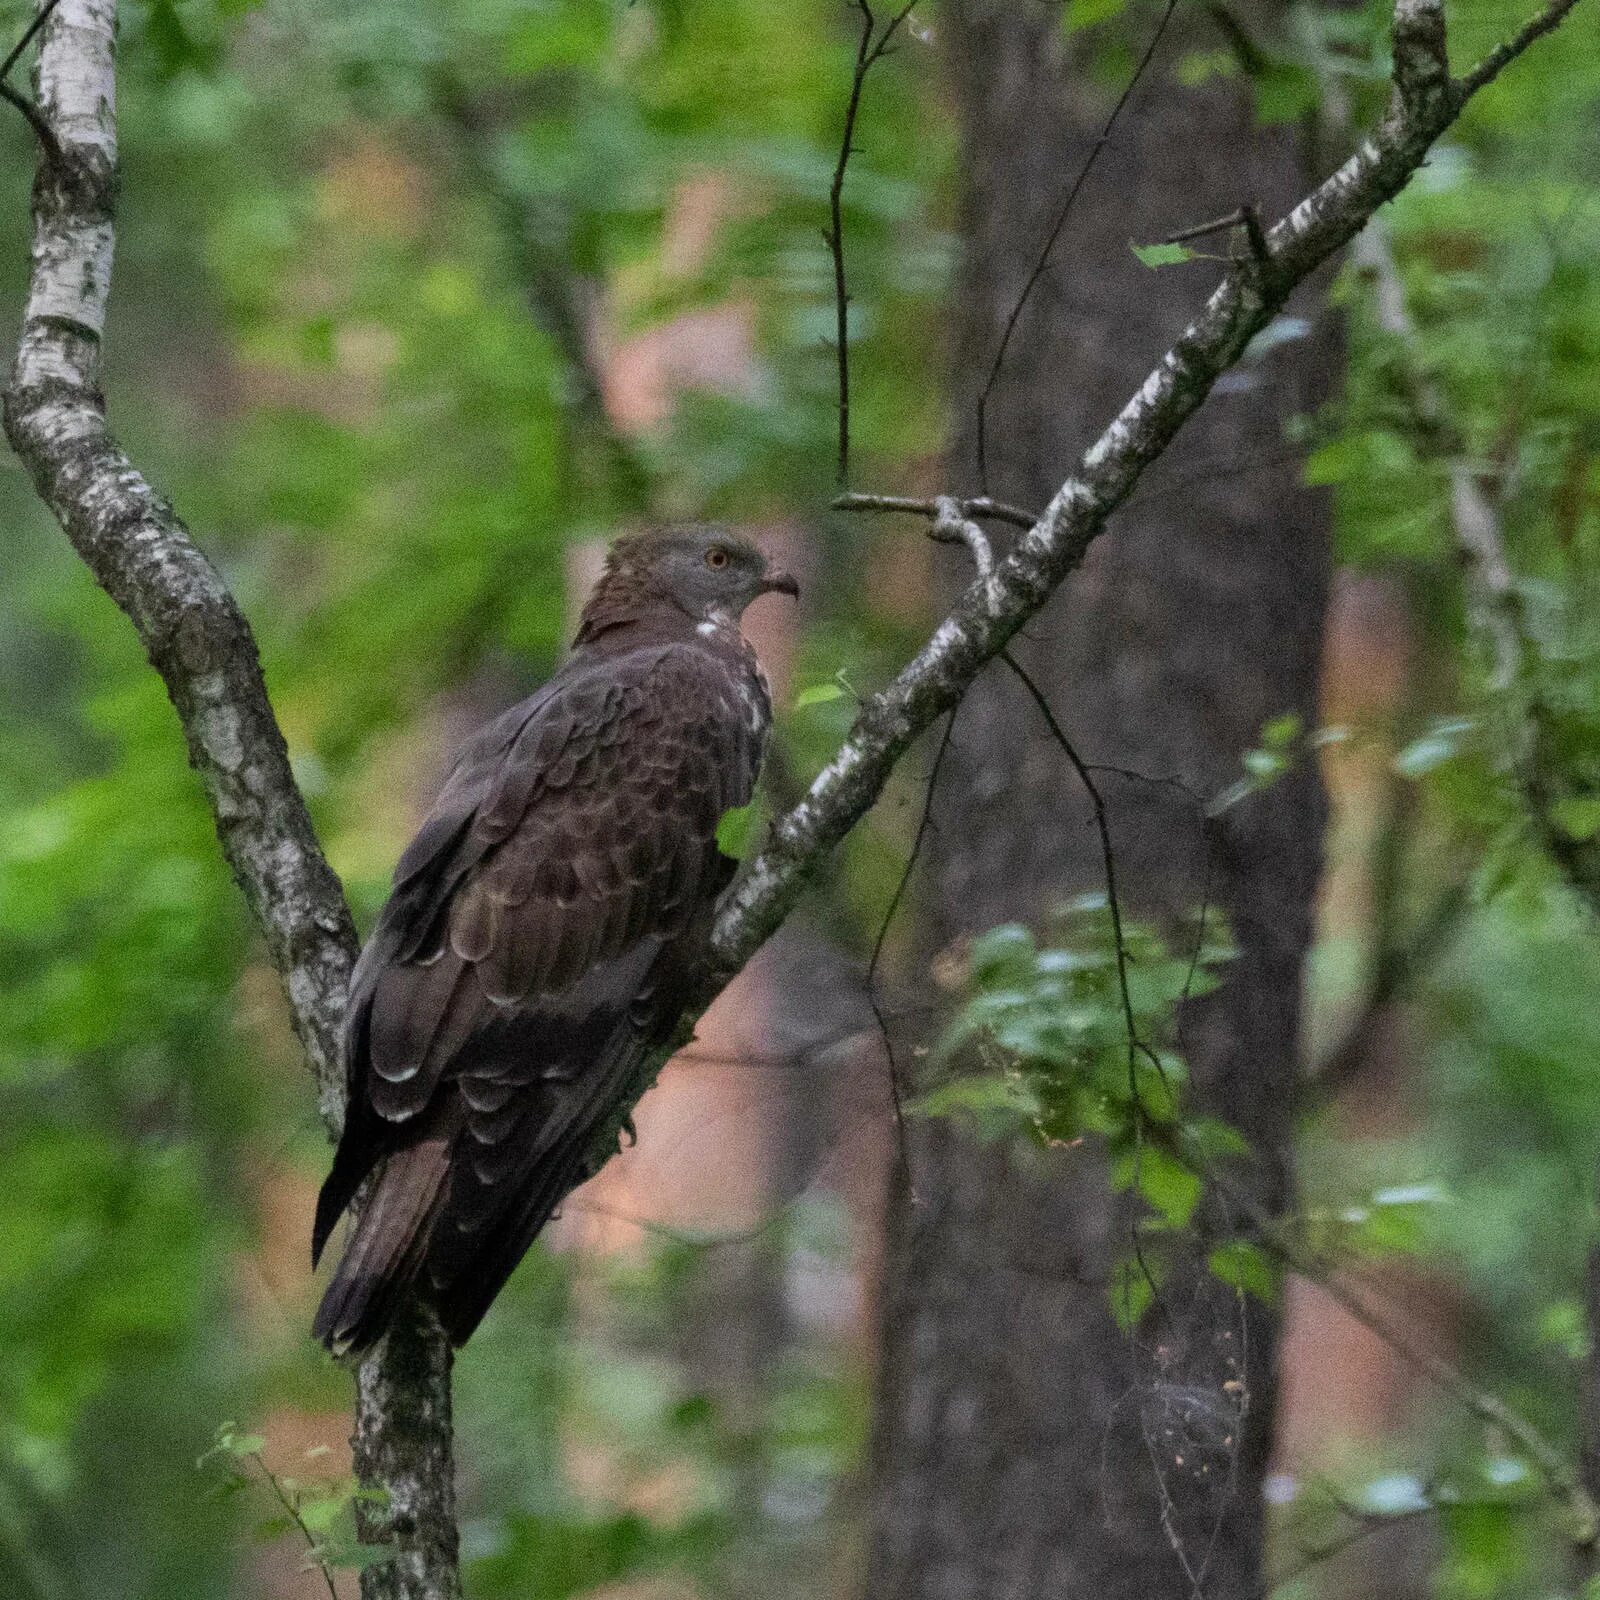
[760,568,800,599]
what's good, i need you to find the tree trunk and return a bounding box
[865,4,1333,1596]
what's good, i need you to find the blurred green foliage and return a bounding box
[1,0,1599,1597]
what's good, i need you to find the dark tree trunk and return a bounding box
[864,4,1333,1596]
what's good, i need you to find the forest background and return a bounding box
[3,1,1600,1598]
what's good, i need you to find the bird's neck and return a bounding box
[574,571,744,652]
[573,570,678,647]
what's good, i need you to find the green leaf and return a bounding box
[1552,795,1600,841]
[1119,1145,1203,1227]
[1063,0,1128,32]
[793,682,845,709]
[968,923,1035,984]
[296,1493,350,1536]
[1251,60,1321,125]
[1358,1472,1432,1515]
[328,1543,396,1572]
[1109,1253,1165,1330]
[716,803,758,859]
[912,1073,1038,1140]
[1186,1117,1251,1160]
[1261,712,1303,748]
[1394,719,1475,777]
[1207,1240,1279,1303]
[1130,241,1197,269]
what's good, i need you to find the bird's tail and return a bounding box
[312,1137,451,1356]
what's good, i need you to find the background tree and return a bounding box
[866,3,1330,1593]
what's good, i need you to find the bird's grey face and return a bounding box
[648,529,799,622]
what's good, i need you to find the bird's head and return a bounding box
[579,526,799,643]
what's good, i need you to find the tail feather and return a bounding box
[312,1138,451,1355]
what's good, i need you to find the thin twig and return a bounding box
[827,1,919,486]
[999,650,1166,1093]
[1201,1166,1600,1549]
[1165,207,1256,247]
[1459,0,1581,94]
[867,709,958,1194]
[974,0,1181,491]
[250,1452,341,1600]
[0,0,64,162]
[0,0,61,83]
[1250,1493,1490,1600]
[928,495,995,578]
[0,78,58,160]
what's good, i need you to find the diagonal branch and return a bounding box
[1355,204,1600,914]
[714,0,1580,976]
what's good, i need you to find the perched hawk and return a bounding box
[312,528,796,1353]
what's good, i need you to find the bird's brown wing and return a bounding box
[314,639,764,1348]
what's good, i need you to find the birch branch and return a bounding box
[3,0,357,1122]
[2,5,456,1597]
[713,0,1583,974]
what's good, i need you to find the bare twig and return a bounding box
[974,0,1181,491]
[998,650,1167,1095]
[827,1,919,485]
[1250,1487,1523,1600]
[867,709,958,1194]
[1459,0,1581,95]
[1164,206,1255,248]
[0,0,64,163]
[928,495,995,578]
[1274,1224,1598,1548]
[0,0,58,78]
[1167,202,1269,269]
[834,489,1040,530]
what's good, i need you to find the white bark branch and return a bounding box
[3,5,455,1598]
[6,2,357,1118]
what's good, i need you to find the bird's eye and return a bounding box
[705,546,730,570]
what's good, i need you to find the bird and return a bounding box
[312,527,797,1353]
